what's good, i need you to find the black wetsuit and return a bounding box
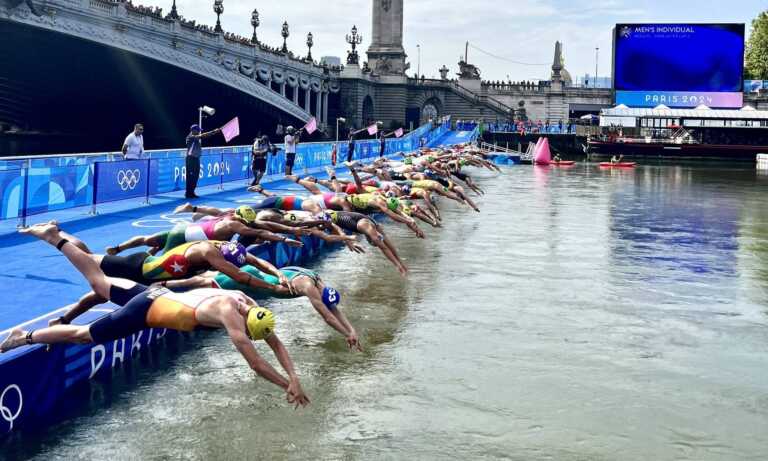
[327,211,375,233]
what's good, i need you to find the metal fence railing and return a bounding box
[1,121,447,226]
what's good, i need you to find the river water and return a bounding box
[4,163,768,460]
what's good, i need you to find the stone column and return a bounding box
[305,89,312,113]
[293,85,299,105]
[316,91,322,118]
[280,82,286,97]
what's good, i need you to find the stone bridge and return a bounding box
[0,0,340,128]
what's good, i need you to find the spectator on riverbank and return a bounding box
[121,123,144,160]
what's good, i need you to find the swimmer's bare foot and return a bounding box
[1,328,28,353]
[105,245,121,256]
[173,202,194,214]
[398,265,408,277]
[19,221,60,244]
[324,166,335,178]
[247,185,264,193]
[285,175,299,182]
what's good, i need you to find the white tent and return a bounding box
[653,104,671,110]
[694,104,711,110]
[613,104,629,110]
[741,105,757,111]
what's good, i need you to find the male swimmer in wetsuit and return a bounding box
[2,222,309,407]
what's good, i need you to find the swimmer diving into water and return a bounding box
[1,222,310,407]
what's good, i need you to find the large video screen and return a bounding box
[613,24,745,108]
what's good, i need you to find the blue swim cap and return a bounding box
[401,184,412,194]
[190,124,201,132]
[220,242,247,267]
[321,286,340,311]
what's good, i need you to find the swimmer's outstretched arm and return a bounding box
[379,206,425,238]
[159,275,212,290]
[243,254,291,289]
[230,221,303,248]
[302,280,362,350]
[220,312,309,407]
[172,203,231,217]
[205,249,285,292]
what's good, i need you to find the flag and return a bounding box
[221,117,240,143]
[367,123,378,136]
[304,117,318,135]
[394,127,404,138]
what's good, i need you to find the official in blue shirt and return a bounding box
[185,124,221,199]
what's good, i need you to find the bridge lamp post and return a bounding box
[198,105,216,131]
[281,21,290,54]
[306,32,314,61]
[213,0,224,33]
[345,25,362,65]
[336,117,346,144]
[250,9,259,44]
[417,44,421,78]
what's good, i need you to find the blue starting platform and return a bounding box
[0,168,359,436]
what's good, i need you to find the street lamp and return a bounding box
[250,9,259,44]
[306,32,314,61]
[335,117,347,145]
[281,21,290,54]
[345,25,362,65]
[594,47,599,89]
[417,44,421,79]
[198,105,215,150]
[213,0,223,33]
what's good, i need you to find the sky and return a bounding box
[169,0,765,82]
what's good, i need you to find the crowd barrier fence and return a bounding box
[0,120,453,225]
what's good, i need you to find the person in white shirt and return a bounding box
[122,124,144,160]
[283,126,301,176]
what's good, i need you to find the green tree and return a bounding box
[745,11,768,79]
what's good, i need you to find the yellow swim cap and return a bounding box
[236,206,257,223]
[246,307,275,340]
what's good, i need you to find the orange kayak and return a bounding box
[550,161,575,166]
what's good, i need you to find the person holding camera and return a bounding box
[249,135,277,191]
[284,126,302,176]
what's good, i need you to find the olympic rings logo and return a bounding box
[117,169,141,191]
[0,384,22,431]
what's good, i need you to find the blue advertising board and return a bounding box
[94,159,149,204]
[614,24,745,108]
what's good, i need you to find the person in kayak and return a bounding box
[160,265,362,350]
[3,222,310,408]
[610,154,624,165]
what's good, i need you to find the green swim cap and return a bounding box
[235,206,257,223]
[404,157,413,165]
[386,197,400,211]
